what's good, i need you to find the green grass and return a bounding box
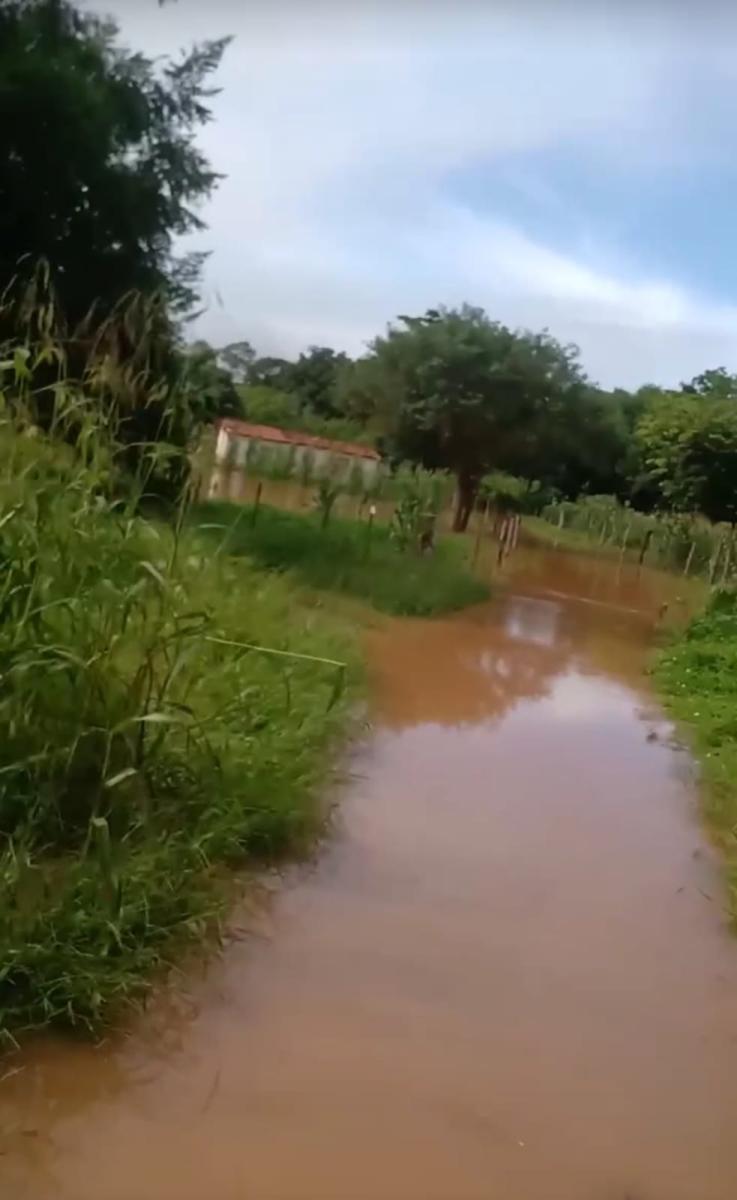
[531,498,731,580]
[195,500,489,617]
[523,514,624,556]
[654,589,737,918]
[0,417,358,1041]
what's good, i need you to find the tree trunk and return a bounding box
[453,472,478,532]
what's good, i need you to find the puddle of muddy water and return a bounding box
[2,547,736,1200]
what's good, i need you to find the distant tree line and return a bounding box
[197,313,737,533]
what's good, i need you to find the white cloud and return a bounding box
[95,0,737,387]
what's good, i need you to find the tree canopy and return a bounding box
[0,0,228,325]
[637,392,737,524]
[341,305,590,529]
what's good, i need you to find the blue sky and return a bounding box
[103,0,737,388]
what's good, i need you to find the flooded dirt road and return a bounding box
[4,546,737,1200]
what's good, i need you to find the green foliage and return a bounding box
[218,341,256,384]
[245,356,294,390]
[0,365,356,1037]
[637,392,737,524]
[0,0,227,325]
[682,368,737,399]
[285,346,351,418]
[239,385,302,428]
[480,472,554,514]
[347,305,589,530]
[180,341,242,421]
[534,496,730,579]
[387,467,447,552]
[655,589,737,919]
[237,382,371,447]
[197,501,489,617]
[3,280,225,502]
[314,477,340,528]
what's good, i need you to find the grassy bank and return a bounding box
[196,500,489,617]
[0,422,357,1040]
[530,497,732,581]
[654,591,737,914]
[523,514,623,556]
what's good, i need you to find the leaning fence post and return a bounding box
[683,540,696,577]
[638,529,653,567]
[497,517,508,566]
[709,539,724,585]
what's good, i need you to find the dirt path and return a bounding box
[4,546,737,1200]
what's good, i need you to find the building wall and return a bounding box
[212,430,379,489]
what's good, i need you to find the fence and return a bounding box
[538,496,736,583]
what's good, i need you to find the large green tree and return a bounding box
[637,392,737,523]
[218,340,256,383]
[286,346,351,418]
[682,368,737,400]
[0,0,228,325]
[352,305,589,529]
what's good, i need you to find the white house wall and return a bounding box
[214,430,379,486]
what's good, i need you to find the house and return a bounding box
[211,418,382,489]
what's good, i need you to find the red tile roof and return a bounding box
[217,419,380,461]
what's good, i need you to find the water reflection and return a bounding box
[503,595,560,647]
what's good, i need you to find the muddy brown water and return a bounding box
[4,546,737,1200]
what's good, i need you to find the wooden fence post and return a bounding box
[683,540,696,577]
[638,529,653,567]
[709,539,724,585]
[497,517,508,566]
[250,481,263,526]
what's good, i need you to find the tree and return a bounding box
[218,341,256,383]
[358,305,589,530]
[180,340,242,421]
[0,0,228,326]
[286,346,351,417]
[637,393,737,523]
[240,385,301,427]
[682,368,737,400]
[496,384,632,501]
[246,356,293,389]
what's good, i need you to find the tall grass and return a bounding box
[655,589,737,920]
[196,500,489,617]
[0,343,356,1039]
